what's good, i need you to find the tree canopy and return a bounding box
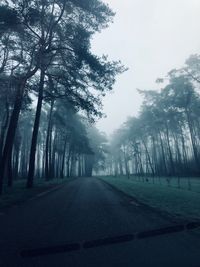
[0,0,125,194]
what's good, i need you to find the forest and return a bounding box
[105,54,200,188]
[1,1,200,266]
[1,0,200,197]
[0,0,124,195]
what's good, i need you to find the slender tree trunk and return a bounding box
[14,143,20,180]
[159,131,167,175]
[142,139,155,176]
[50,131,57,179]
[36,142,41,179]
[60,135,68,178]
[165,124,175,176]
[45,100,54,180]
[122,145,129,178]
[119,156,123,176]
[70,151,76,177]
[66,148,71,178]
[185,109,200,170]
[27,70,45,188]
[7,152,13,187]
[78,154,82,177]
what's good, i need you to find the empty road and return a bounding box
[0,177,200,267]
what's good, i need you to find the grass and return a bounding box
[140,175,200,193]
[99,175,200,221]
[0,178,69,210]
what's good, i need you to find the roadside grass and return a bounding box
[139,175,200,193]
[0,178,69,210]
[99,176,200,221]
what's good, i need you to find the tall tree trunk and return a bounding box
[60,135,68,178]
[165,124,175,176]
[70,151,76,177]
[0,79,26,194]
[0,100,10,158]
[7,152,13,187]
[185,109,200,171]
[159,131,167,175]
[45,99,54,180]
[142,139,155,176]
[78,154,82,177]
[122,145,129,178]
[66,148,72,178]
[27,70,45,188]
[119,156,123,176]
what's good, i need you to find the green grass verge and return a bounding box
[99,176,200,221]
[0,178,69,210]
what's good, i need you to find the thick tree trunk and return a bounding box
[85,154,94,177]
[0,100,10,158]
[0,80,26,195]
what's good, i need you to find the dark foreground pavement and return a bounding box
[0,177,200,267]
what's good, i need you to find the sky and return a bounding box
[91,0,200,135]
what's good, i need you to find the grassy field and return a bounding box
[0,178,69,210]
[99,176,200,221]
[136,175,200,193]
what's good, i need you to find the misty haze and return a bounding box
[0,1,200,266]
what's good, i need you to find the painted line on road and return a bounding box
[20,243,81,258]
[20,221,200,258]
[83,234,134,249]
[137,224,185,239]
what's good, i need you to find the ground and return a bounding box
[99,175,200,220]
[0,178,68,210]
[0,177,200,267]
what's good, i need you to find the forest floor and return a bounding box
[0,178,69,211]
[98,176,200,221]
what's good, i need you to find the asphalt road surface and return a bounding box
[0,177,200,267]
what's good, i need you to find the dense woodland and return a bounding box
[0,0,124,195]
[106,54,200,187]
[1,1,200,198]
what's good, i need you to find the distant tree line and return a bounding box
[106,54,200,187]
[0,0,124,195]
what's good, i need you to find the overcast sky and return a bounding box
[91,0,200,135]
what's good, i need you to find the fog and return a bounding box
[92,0,200,135]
